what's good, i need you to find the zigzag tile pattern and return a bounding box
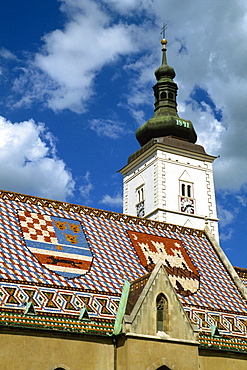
[0,283,119,319]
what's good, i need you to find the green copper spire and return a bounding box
[136,39,197,147]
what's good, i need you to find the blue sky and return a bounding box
[0,0,246,268]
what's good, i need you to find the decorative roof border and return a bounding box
[0,282,120,319]
[183,303,247,321]
[184,303,247,316]
[0,307,115,322]
[199,333,247,353]
[0,190,205,237]
[0,310,115,335]
[185,307,247,337]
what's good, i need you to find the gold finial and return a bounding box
[161,39,167,45]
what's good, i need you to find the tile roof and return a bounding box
[0,190,246,341]
[0,310,114,335]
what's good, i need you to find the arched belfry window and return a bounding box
[156,293,168,332]
[168,92,173,100]
[181,183,186,196]
[179,171,194,199]
[160,91,167,99]
[136,184,145,217]
[187,184,191,198]
[179,180,195,214]
[179,170,195,214]
[180,182,193,198]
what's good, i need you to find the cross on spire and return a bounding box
[160,23,167,38]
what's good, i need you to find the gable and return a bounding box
[179,170,193,182]
[123,262,197,342]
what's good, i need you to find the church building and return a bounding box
[0,38,246,370]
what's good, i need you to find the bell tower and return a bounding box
[120,38,219,241]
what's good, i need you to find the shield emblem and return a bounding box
[127,231,200,296]
[18,211,93,279]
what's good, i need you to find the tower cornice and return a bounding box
[120,137,216,176]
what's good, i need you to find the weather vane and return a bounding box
[160,23,167,38]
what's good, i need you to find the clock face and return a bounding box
[136,201,145,217]
[180,197,195,214]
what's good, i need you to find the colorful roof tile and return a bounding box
[0,190,246,341]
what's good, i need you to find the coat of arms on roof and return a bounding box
[18,211,93,279]
[127,231,200,296]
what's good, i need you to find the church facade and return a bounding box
[0,39,246,370]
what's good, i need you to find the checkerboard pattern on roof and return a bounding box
[19,211,57,243]
[0,190,246,325]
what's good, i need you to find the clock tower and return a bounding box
[120,39,219,241]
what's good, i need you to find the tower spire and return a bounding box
[161,38,168,65]
[136,36,197,147]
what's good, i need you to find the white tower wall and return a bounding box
[121,141,219,242]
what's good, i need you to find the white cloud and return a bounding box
[5,0,247,195]
[178,101,225,155]
[236,195,247,207]
[90,118,132,139]
[12,65,57,109]
[79,171,94,202]
[101,0,154,15]
[13,0,138,113]
[122,53,159,126]
[101,0,137,13]
[217,204,235,228]
[220,228,233,242]
[0,48,16,60]
[214,157,247,191]
[0,48,17,83]
[110,0,247,193]
[100,192,123,208]
[0,116,74,200]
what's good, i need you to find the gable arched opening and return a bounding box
[156,293,168,332]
